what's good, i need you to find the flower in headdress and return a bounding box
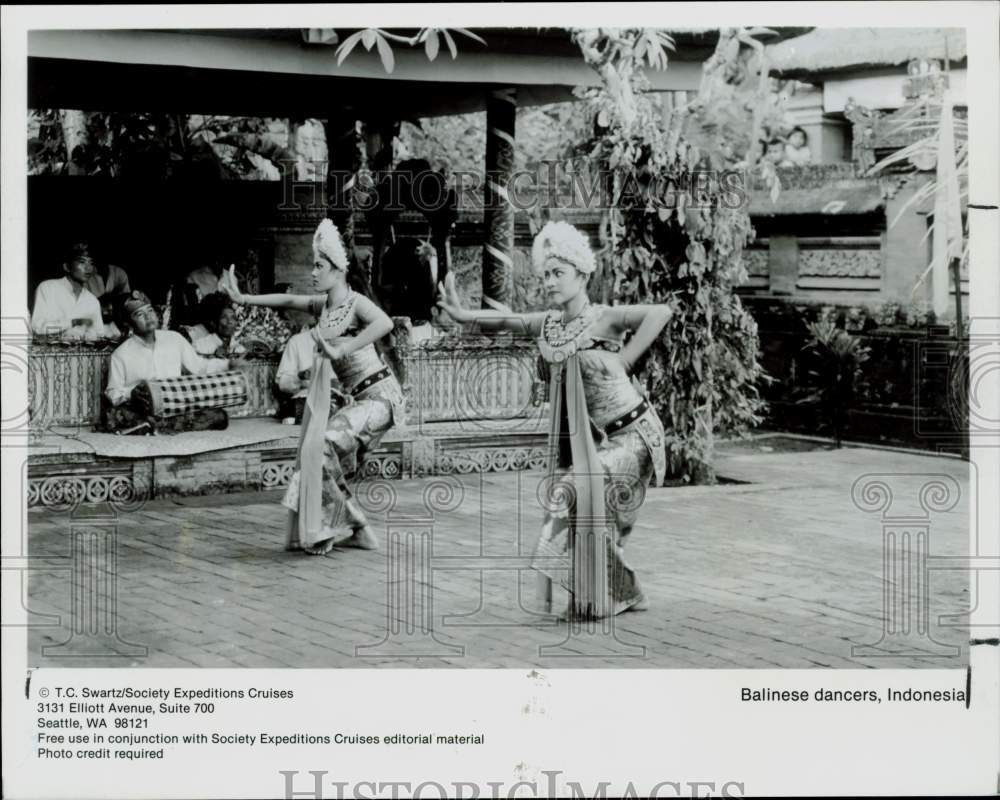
[313,218,348,271]
[531,221,596,275]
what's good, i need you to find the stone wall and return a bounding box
[27,346,281,430]
[28,333,547,433]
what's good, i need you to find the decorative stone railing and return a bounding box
[26,334,546,433]
[26,343,281,430]
[747,162,866,189]
[397,335,545,427]
[27,343,113,430]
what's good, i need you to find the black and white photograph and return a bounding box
[3,4,998,798]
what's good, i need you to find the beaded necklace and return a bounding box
[317,290,357,339]
[538,303,604,361]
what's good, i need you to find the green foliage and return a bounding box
[571,27,782,483]
[27,111,279,180]
[510,250,547,313]
[867,98,970,276]
[746,297,947,335]
[332,28,487,74]
[870,300,938,331]
[396,101,593,185]
[798,315,871,447]
[27,110,68,174]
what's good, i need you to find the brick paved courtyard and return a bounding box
[25,441,971,669]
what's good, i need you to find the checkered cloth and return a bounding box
[137,370,248,419]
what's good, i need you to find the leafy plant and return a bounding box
[27,112,283,180]
[570,27,781,483]
[330,28,487,74]
[798,317,871,447]
[866,95,969,305]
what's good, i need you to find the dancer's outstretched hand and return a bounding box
[218,265,245,305]
[436,273,470,323]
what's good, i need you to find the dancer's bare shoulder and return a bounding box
[597,304,672,335]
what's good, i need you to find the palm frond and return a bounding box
[452,28,487,46]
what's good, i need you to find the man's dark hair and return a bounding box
[110,291,137,330]
[198,292,233,332]
[65,242,92,264]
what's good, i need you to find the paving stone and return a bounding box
[25,447,971,669]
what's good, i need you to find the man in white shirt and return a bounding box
[273,325,318,421]
[103,291,245,433]
[30,243,105,340]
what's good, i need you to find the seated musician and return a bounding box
[85,250,131,301]
[102,290,245,433]
[193,292,248,357]
[30,242,105,340]
[273,313,321,423]
[172,263,222,344]
[274,312,347,425]
[100,292,126,342]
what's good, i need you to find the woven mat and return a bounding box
[34,419,300,459]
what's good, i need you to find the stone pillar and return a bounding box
[482,88,517,308]
[428,186,457,286]
[431,229,452,286]
[323,118,368,293]
[365,119,400,306]
[365,119,398,174]
[59,109,89,175]
[884,179,933,308]
[290,118,327,182]
[769,235,800,296]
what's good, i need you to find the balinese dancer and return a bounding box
[436,221,671,619]
[220,219,404,555]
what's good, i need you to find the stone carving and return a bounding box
[27,345,109,429]
[743,249,769,277]
[749,162,863,189]
[261,461,295,489]
[28,346,281,428]
[27,338,552,507]
[245,443,551,493]
[28,473,143,509]
[798,248,882,278]
[407,337,541,425]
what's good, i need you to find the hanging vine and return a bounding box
[571,27,787,483]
